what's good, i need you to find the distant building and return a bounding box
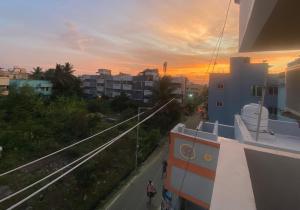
[132,69,159,103]
[80,69,187,103]
[171,76,187,103]
[208,57,278,125]
[79,75,98,98]
[0,77,9,96]
[0,67,29,80]
[10,80,53,96]
[186,82,203,97]
[286,58,300,117]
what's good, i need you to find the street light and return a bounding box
[135,106,152,171]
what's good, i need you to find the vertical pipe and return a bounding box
[256,79,267,141]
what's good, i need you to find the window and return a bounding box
[217,83,224,89]
[268,87,278,96]
[251,86,263,97]
[216,101,223,107]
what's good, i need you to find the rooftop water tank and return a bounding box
[241,103,269,132]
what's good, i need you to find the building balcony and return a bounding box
[144,90,152,96]
[113,84,121,90]
[97,86,104,92]
[97,78,105,84]
[144,81,154,87]
[0,90,9,96]
[122,84,132,90]
[172,88,182,95]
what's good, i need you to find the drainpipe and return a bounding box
[256,79,267,141]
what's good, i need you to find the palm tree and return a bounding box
[31,66,44,80]
[152,76,175,103]
[44,63,81,96]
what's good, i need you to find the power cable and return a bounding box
[175,0,232,208]
[0,112,144,177]
[211,0,232,73]
[5,99,174,210]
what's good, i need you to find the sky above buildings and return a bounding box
[0,0,299,83]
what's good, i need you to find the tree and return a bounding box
[152,76,175,103]
[149,76,183,133]
[31,66,44,80]
[44,63,81,97]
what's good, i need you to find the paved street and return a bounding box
[104,143,168,210]
[104,113,201,210]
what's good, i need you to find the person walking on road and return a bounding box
[146,180,157,204]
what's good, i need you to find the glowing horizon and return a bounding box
[0,0,299,84]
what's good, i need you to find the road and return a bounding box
[104,113,201,210]
[104,144,168,210]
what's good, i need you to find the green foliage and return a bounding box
[44,63,82,97]
[138,128,160,162]
[152,76,175,103]
[0,74,183,209]
[86,98,111,114]
[30,66,45,80]
[110,93,137,112]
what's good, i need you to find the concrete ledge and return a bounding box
[210,138,256,210]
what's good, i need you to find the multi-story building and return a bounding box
[96,69,113,97]
[171,76,187,103]
[80,68,187,103]
[132,69,159,103]
[208,57,278,125]
[0,77,9,96]
[186,82,203,97]
[0,67,29,80]
[10,80,53,96]
[285,58,300,117]
[79,75,98,98]
[164,104,300,210]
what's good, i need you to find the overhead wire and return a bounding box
[0,112,144,177]
[5,99,175,210]
[211,0,233,73]
[175,0,232,208]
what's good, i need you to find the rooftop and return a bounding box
[236,115,300,153]
[170,115,300,210]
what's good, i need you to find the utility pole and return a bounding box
[163,62,167,76]
[256,79,267,141]
[136,107,152,171]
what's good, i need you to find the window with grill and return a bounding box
[216,101,223,107]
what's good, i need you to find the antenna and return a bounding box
[163,62,167,75]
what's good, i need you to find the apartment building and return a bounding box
[0,77,9,96]
[10,80,53,96]
[208,57,278,125]
[0,67,29,80]
[186,82,203,97]
[81,68,187,103]
[79,75,98,98]
[164,103,300,210]
[286,58,300,117]
[171,77,187,103]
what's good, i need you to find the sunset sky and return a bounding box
[1,0,299,83]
